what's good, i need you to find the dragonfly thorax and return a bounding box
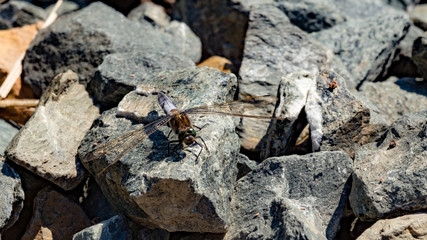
[179,128,197,145]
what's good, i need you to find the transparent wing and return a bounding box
[184,95,281,119]
[83,114,173,175]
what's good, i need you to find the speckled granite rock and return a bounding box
[225,151,353,239]
[350,111,427,220]
[0,157,24,233]
[6,71,99,190]
[79,67,239,233]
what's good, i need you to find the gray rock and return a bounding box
[22,2,193,97]
[262,70,380,160]
[410,4,427,31]
[0,157,24,233]
[387,24,424,78]
[235,153,258,180]
[0,1,46,29]
[350,111,427,221]
[382,0,417,10]
[128,2,170,27]
[172,0,251,67]
[311,13,411,88]
[359,77,427,125]
[45,0,80,16]
[73,215,131,240]
[225,151,353,240]
[6,70,100,191]
[80,178,117,223]
[413,32,427,81]
[88,51,194,109]
[78,67,239,233]
[0,119,18,154]
[237,5,330,152]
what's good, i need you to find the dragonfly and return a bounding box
[84,91,280,175]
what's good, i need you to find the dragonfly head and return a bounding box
[179,128,197,145]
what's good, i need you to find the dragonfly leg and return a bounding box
[193,123,209,130]
[168,140,181,155]
[195,136,209,154]
[166,129,173,139]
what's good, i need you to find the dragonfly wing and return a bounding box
[83,114,173,175]
[184,95,279,119]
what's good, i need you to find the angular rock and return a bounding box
[73,215,131,240]
[237,5,330,152]
[172,0,250,67]
[225,151,353,240]
[262,70,380,159]
[311,13,411,88]
[387,24,424,78]
[0,119,18,154]
[78,67,239,233]
[20,187,92,240]
[359,77,427,125]
[88,51,194,110]
[413,32,427,81]
[6,70,99,190]
[128,2,202,63]
[410,4,427,31]
[22,2,194,97]
[0,157,24,233]
[235,153,257,180]
[0,1,46,30]
[350,111,427,221]
[357,213,427,240]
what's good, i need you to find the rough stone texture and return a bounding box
[88,51,194,110]
[237,5,330,152]
[350,111,427,221]
[262,70,382,160]
[73,215,131,240]
[128,2,202,63]
[359,77,427,125]
[6,70,99,190]
[0,119,18,154]
[410,4,427,31]
[311,13,411,88]
[22,2,194,97]
[79,67,239,233]
[80,178,117,223]
[357,213,427,240]
[0,157,24,233]
[235,153,257,180]
[413,32,427,81]
[20,187,92,240]
[225,151,353,240]
[172,0,250,67]
[0,1,46,29]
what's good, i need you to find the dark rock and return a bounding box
[78,67,239,233]
[236,153,257,180]
[359,77,427,125]
[0,1,46,30]
[262,70,381,160]
[22,2,193,97]
[172,0,250,67]
[0,157,24,233]
[80,178,117,223]
[88,50,194,110]
[0,119,18,154]
[237,5,330,152]
[311,13,411,88]
[225,151,353,240]
[6,70,99,190]
[21,187,92,240]
[350,111,427,221]
[73,215,132,240]
[386,24,424,78]
[413,31,427,81]
[382,0,417,10]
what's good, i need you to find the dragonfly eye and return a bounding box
[188,128,196,136]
